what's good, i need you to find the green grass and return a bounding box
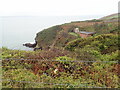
[105,15,118,19]
[69,32,79,37]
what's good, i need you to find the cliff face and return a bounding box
[35,14,118,50]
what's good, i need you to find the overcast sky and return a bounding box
[0,0,119,16]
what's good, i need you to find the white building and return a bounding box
[74,28,79,33]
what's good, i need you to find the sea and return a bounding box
[0,15,104,50]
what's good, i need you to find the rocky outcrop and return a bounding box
[23,41,37,48]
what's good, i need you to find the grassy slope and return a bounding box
[35,14,118,49]
[100,13,118,20]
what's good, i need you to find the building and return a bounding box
[74,28,95,38]
[74,28,79,33]
[79,31,95,38]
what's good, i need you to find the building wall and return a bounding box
[79,33,92,38]
[74,28,79,33]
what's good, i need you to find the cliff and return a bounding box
[35,13,118,50]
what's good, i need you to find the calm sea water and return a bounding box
[0,15,103,50]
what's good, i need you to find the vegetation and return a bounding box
[100,13,118,20]
[1,13,119,88]
[35,14,118,49]
[69,32,80,37]
[35,25,63,49]
[1,46,119,88]
[65,34,118,53]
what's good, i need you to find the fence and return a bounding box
[1,59,119,88]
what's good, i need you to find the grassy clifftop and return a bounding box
[35,25,63,48]
[35,14,118,49]
[100,13,118,20]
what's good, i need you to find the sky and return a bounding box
[0,0,119,16]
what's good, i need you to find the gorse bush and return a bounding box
[1,44,119,88]
[1,47,27,59]
[65,34,118,54]
[2,57,119,88]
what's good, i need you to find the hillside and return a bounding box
[2,34,119,88]
[2,13,119,88]
[65,34,118,54]
[35,13,118,50]
[100,13,118,20]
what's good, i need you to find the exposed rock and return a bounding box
[34,47,42,51]
[23,41,37,48]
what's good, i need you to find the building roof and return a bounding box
[79,31,95,35]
